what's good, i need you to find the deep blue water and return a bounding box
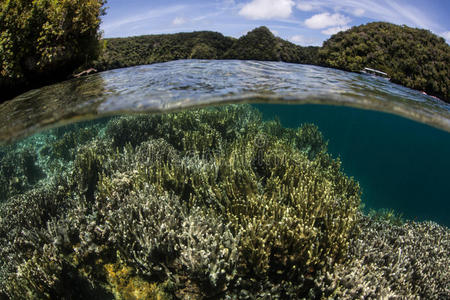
[254,104,450,226]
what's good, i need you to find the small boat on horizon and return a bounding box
[361,67,390,80]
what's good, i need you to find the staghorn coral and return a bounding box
[90,105,361,297]
[0,119,105,204]
[176,209,240,296]
[4,243,112,300]
[0,179,112,299]
[103,122,359,294]
[103,252,171,300]
[0,104,448,299]
[367,208,405,226]
[45,126,99,162]
[316,214,450,299]
[0,144,45,202]
[105,105,261,152]
[261,119,328,160]
[96,173,240,298]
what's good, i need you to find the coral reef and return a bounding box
[103,253,171,300]
[0,144,44,202]
[317,214,450,299]
[0,104,448,299]
[0,120,103,203]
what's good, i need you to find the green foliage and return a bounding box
[223,26,319,64]
[223,26,280,61]
[94,23,449,103]
[190,43,217,59]
[94,27,320,71]
[0,0,107,100]
[319,22,450,102]
[3,20,448,104]
[93,31,235,70]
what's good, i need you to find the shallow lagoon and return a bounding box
[0,60,449,299]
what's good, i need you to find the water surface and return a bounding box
[1,60,449,143]
[0,60,449,299]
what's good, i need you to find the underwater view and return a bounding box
[0,60,449,299]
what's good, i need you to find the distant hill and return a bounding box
[222,26,318,64]
[319,22,450,101]
[94,26,319,70]
[94,23,449,102]
[94,31,235,70]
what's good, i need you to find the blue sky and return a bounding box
[101,0,450,46]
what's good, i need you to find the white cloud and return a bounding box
[442,31,450,42]
[290,35,306,43]
[102,5,186,31]
[294,1,440,31]
[321,26,350,35]
[289,34,320,46]
[353,8,365,16]
[305,12,351,29]
[239,0,295,20]
[296,2,317,11]
[269,28,279,36]
[172,17,186,25]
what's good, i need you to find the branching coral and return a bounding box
[96,174,240,298]
[317,214,450,299]
[82,104,361,296]
[0,104,448,299]
[104,261,170,300]
[0,144,44,202]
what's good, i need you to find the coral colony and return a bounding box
[0,105,449,299]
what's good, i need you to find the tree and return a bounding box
[223,26,280,61]
[319,22,450,102]
[0,0,107,101]
[190,43,217,59]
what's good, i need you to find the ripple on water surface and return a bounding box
[1,60,450,143]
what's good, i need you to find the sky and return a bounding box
[101,0,450,46]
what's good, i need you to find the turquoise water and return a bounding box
[254,104,450,226]
[0,60,449,298]
[1,60,449,225]
[3,102,448,225]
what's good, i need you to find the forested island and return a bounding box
[319,22,450,102]
[0,0,449,102]
[93,24,449,102]
[93,27,320,71]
